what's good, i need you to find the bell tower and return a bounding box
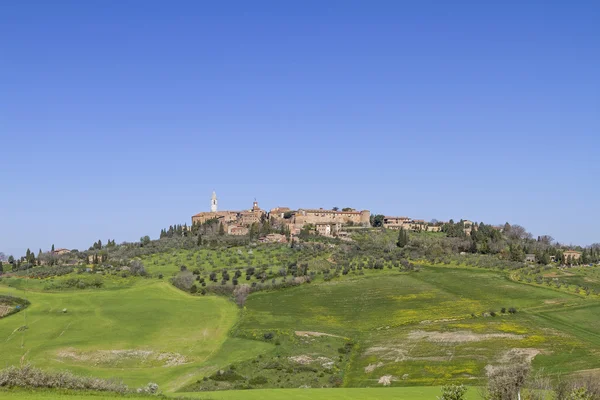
[211,191,218,212]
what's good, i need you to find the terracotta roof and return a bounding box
[192,211,237,217]
[300,208,364,214]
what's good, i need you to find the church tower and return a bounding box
[211,191,218,212]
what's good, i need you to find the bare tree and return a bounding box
[538,235,555,246]
[233,284,251,307]
[482,363,530,400]
[523,368,552,400]
[506,225,532,241]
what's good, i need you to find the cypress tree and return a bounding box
[396,228,409,248]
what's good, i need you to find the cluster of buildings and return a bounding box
[191,193,267,236]
[382,216,478,235]
[383,216,443,233]
[191,193,482,239]
[191,192,370,238]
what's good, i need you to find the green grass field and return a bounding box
[0,280,271,391]
[1,387,481,399]
[236,266,599,386]
[2,244,600,397]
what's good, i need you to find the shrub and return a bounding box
[328,375,343,387]
[249,376,268,385]
[210,369,244,382]
[0,364,127,393]
[136,382,159,394]
[171,271,194,292]
[338,341,355,354]
[438,384,467,400]
[129,260,147,276]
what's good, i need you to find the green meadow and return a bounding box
[1,387,481,400]
[1,244,600,397]
[0,280,270,391]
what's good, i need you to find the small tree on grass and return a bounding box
[233,284,250,307]
[438,384,467,400]
[483,363,529,400]
[172,271,194,292]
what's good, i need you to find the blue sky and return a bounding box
[1,1,599,257]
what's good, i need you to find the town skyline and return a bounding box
[4,188,597,259]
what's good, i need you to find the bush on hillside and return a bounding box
[210,369,244,382]
[248,376,268,385]
[44,277,103,290]
[0,364,127,393]
[0,295,30,318]
[136,382,159,394]
[438,384,467,400]
[129,260,147,276]
[172,271,194,292]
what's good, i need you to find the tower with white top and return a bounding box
[211,191,218,212]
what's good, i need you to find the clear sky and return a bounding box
[1,1,599,257]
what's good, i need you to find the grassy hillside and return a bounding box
[233,266,599,387]
[0,281,271,391]
[2,240,600,396]
[0,387,481,399]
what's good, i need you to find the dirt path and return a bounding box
[295,331,345,338]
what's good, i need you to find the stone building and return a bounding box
[191,193,267,230]
[269,207,291,219]
[239,201,266,225]
[260,233,287,243]
[463,220,475,236]
[228,225,249,236]
[192,210,238,226]
[315,222,342,237]
[52,248,71,256]
[383,216,411,229]
[563,250,582,262]
[383,216,442,232]
[293,208,370,226]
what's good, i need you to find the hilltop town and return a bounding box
[190,192,461,239]
[189,193,499,240]
[185,192,594,266]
